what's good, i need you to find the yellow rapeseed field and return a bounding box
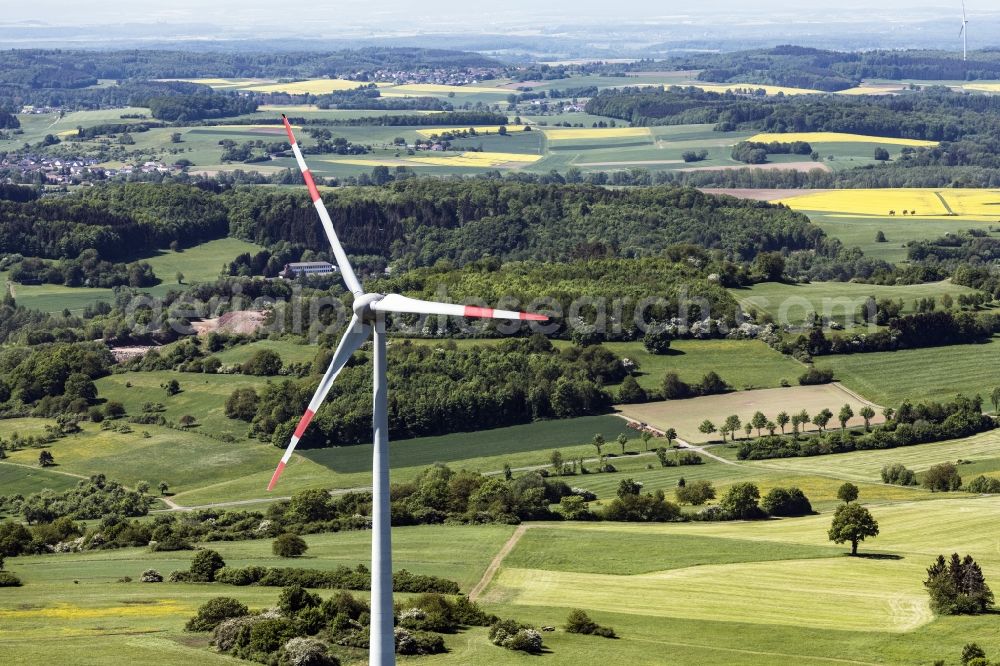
[773,188,1000,216]
[541,127,651,141]
[962,83,1000,93]
[689,83,822,96]
[748,132,938,147]
[415,125,527,137]
[836,85,904,95]
[0,601,191,619]
[408,152,540,166]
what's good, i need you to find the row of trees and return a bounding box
[737,395,994,460]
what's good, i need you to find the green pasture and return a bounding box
[754,428,1000,483]
[815,335,1000,406]
[730,279,978,327]
[807,211,1000,263]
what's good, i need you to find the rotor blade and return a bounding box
[281,114,364,297]
[959,23,965,36]
[372,293,548,321]
[267,315,372,490]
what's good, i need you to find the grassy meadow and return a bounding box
[730,280,978,326]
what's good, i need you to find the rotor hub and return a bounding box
[352,292,384,322]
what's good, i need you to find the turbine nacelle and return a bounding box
[352,292,386,322]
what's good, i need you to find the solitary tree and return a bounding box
[838,404,854,431]
[837,482,860,504]
[751,411,768,436]
[179,415,197,428]
[273,533,308,558]
[176,272,185,285]
[162,379,180,396]
[744,423,753,439]
[38,450,54,467]
[137,481,150,494]
[640,430,653,451]
[766,420,777,436]
[592,434,605,457]
[882,407,895,422]
[698,420,717,440]
[991,386,1000,415]
[616,433,629,455]
[776,411,790,434]
[664,428,677,447]
[828,503,879,555]
[158,481,169,496]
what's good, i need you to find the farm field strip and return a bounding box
[748,132,938,147]
[753,429,1000,482]
[618,383,881,443]
[413,125,526,137]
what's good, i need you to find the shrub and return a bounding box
[139,569,163,583]
[642,329,672,354]
[186,597,250,632]
[923,463,962,492]
[490,619,543,653]
[278,636,340,666]
[565,609,616,638]
[799,367,834,385]
[718,482,765,520]
[0,571,22,587]
[967,475,1000,494]
[189,549,226,582]
[394,628,446,655]
[674,479,715,505]
[761,487,813,517]
[881,462,918,486]
[278,585,322,616]
[273,532,308,557]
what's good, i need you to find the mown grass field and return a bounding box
[754,428,1000,482]
[597,339,805,393]
[806,210,999,263]
[729,279,977,326]
[815,335,1000,407]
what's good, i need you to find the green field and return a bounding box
[730,280,978,327]
[755,427,1000,482]
[598,339,805,393]
[807,211,1000,263]
[815,335,1000,407]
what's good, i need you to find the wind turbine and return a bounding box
[268,115,548,666]
[960,1,969,61]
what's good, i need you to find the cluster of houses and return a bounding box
[348,67,504,87]
[0,154,180,184]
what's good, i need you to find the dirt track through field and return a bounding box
[469,524,529,601]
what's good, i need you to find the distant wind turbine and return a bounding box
[268,115,549,666]
[959,1,969,61]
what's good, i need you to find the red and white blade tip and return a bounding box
[266,461,286,491]
[463,305,547,321]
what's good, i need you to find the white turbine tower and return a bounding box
[268,115,548,666]
[960,1,969,61]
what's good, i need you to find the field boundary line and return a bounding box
[933,191,956,215]
[468,524,529,601]
[830,381,881,408]
[0,460,88,480]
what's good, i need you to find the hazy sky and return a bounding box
[3,1,994,28]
